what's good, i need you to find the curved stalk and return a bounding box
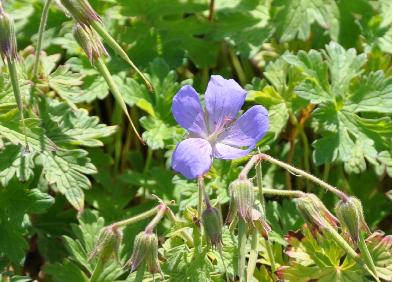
[93,58,143,143]
[32,0,52,81]
[90,21,153,92]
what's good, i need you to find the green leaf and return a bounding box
[140,116,179,150]
[0,145,35,186]
[42,99,117,147]
[285,42,392,173]
[277,227,369,282]
[44,260,88,282]
[38,150,97,211]
[45,210,125,281]
[0,183,54,263]
[274,0,339,42]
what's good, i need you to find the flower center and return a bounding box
[207,115,234,144]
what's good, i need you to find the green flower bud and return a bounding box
[90,225,122,263]
[229,179,255,221]
[308,194,339,227]
[0,6,17,62]
[295,194,333,231]
[59,0,101,25]
[128,231,162,275]
[201,206,223,248]
[73,23,107,62]
[335,196,370,243]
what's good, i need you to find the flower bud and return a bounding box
[128,231,162,275]
[251,209,271,239]
[201,206,223,248]
[0,6,17,62]
[73,23,107,62]
[59,0,101,25]
[335,196,370,243]
[295,194,332,231]
[90,225,122,263]
[229,179,255,221]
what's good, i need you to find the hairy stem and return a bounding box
[358,233,380,282]
[91,21,153,92]
[255,161,266,213]
[257,187,305,198]
[237,218,247,282]
[32,0,52,81]
[246,229,258,282]
[7,59,28,147]
[145,204,167,233]
[197,177,205,218]
[265,239,276,278]
[112,206,159,228]
[241,154,348,201]
[93,58,143,143]
[89,257,104,282]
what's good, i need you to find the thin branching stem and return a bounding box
[32,0,52,81]
[255,187,305,198]
[145,204,167,233]
[240,153,348,201]
[112,206,159,228]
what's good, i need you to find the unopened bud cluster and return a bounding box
[90,225,122,263]
[128,231,162,275]
[295,193,338,232]
[335,196,370,243]
[59,0,101,25]
[0,5,17,62]
[73,23,107,62]
[229,179,255,221]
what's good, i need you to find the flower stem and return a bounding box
[89,257,104,282]
[237,218,247,282]
[323,225,379,280]
[197,177,205,218]
[7,59,28,147]
[265,239,276,278]
[112,206,159,228]
[90,21,153,92]
[255,161,265,212]
[262,154,348,200]
[358,233,380,282]
[256,187,305,198]
[246,229,258,282]
[32,0,52,81]
[145,204,167,233]
[93,58,143,143]
[255,162,277,279]
[241,154,348,201]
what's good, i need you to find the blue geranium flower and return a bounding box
[171,75,269,179]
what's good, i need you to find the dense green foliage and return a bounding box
[0,0,391,281]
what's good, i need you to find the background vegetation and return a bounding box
[0,0,391,281]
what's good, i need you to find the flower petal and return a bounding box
[172,85,207,137]
[213,143,253,160]
[218,105,269,147]
[205,75,247,133]
[171,138,213,179]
